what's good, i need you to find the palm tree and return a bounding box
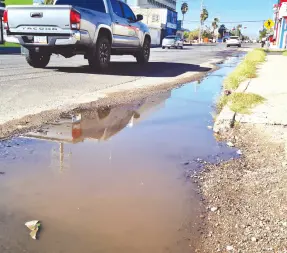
[181,2,188,22]
[200,8,209,26]
[199,8,208,42]
[212,18,219,40]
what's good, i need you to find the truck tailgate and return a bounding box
[7,5,72,34]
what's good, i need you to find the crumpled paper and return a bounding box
[25,220,41,240]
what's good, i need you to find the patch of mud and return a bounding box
[197,124,287,252]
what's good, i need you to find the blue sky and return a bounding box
[177,0,277,38]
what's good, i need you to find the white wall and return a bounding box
[149,27,161,45]
[132,7,167,29]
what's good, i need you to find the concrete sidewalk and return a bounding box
[236,55,287,125]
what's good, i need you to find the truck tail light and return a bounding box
[3,10,8,30]
[70,9,80,30]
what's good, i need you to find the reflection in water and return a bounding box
[28,92,171,144]
[27,92,171,172]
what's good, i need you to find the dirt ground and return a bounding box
[196,124,287,252]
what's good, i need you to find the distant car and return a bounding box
[226,36,241,48]
[162,36,183,49]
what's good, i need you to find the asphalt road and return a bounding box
[0,44,251,125]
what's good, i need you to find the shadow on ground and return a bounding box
[47,62,212,78]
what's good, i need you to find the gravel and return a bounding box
[196,124,287,252]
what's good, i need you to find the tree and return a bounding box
[188,29,200,41]
[236,24,242,37]
[181,3,188,21]
[44,0,54,4]
[218,24,227,38]
[259,28,267,40]
[183,31,189,39]
[200,8,209,26]
[211,18,219,39]
[202,26,213,39]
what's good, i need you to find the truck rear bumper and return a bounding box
[6,30,90,47]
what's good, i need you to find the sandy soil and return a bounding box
[196,124,287,252]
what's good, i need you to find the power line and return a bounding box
[183,20,266,24]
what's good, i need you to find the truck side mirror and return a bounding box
[136,14,143,22]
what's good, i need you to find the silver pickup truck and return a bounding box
[3,0,151,71]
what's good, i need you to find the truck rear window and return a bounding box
[55,0,106,13]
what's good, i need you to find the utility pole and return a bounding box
[198,0,204,43]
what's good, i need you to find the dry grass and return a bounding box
[224,49,266,90]
[228,92,265,114]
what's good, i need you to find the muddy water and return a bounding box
[0,57,241,253]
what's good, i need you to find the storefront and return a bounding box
[164,9,177,37]
[273,0,287,49]
[0,1,4,44]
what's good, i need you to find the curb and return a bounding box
[0,47,21,54]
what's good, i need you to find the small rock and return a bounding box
[210,207,218,212]
[226,245,234,251]
[227,141,235,147]
[0,172,5,175]
[251,237,257,242]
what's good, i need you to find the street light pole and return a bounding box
[198,0,204,43]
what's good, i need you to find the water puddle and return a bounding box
[0,56,242,253]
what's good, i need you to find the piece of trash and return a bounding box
[207,125,213,130]
[227,141,235,147]
[224,90,232,96]
[210,207,218,212]
[236,150,242,155]
[25,220,41,240]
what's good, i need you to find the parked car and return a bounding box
[162,36,183,49]
[226,36,241,48]
[3,0,151,71]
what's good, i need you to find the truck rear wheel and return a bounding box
[135,38,150,64]
[26,51,50,68]
[88,36,111,72]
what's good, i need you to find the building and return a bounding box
[273,0,287,49]
[126,0,176,11]
[0,1,5,44]
[132,7,177,45]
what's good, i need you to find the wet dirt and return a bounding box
[0,56,242,253]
